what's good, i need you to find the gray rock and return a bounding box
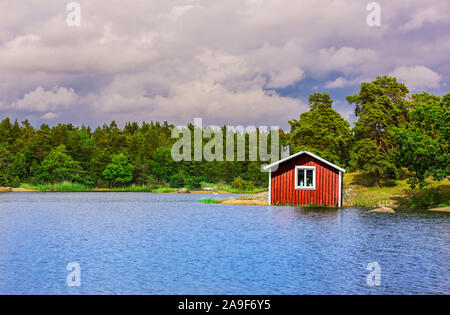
[343,188,356,201]
[237,191,269,201]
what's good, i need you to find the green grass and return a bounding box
[20,182,178,193]
[19,179,266,194]
[97,185,157,192]
[152,187,177,193]
[343,172,449,209]
[21,182,93,192]
[213,183,267,194]
[199,198,222,204]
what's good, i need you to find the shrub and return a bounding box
[406,185,450,209]
[232,176,256,191]
[0,173,9,187]
[10,176,21,188]
[146,174,160,186]
[37,145,82,184]
[102,153,135,187]
[244,180,255,191]
[232,176,245,190]
[185,176,203,189]
[169,171,185,188]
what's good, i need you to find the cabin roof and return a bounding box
[263,150,346,173]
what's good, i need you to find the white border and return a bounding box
[338,171,342,207]
[295,166,316,190]
[268,171,272,205]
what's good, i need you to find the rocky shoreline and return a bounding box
[205,190,449,213]
[3,186,448,213]
[176,188,231,194]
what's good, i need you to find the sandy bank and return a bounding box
[190,190,230,194]
[221,199,268,206]
[428,206,450,213]
[0,187,38,192]
[219,191,269,206]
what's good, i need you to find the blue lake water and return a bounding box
[0,192,449,295]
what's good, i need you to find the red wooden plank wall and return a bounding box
[271,154,340,206]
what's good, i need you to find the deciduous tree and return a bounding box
[396,93,449,188]
[102,153,135,187]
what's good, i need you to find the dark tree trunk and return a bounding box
[374,169,381,187]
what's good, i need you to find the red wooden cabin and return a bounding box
[264,151,345,207]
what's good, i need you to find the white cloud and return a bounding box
[390,66,442,91]
[266,67,304,89]
[401,7,448,31]
[325,77,349,88]
[10,86,78,112]
[0,0,449,127]
[5,34,41,48]
[92,80,306,127]
[41,112,59,120]
[318,47,377,75]
[324,76,373,89]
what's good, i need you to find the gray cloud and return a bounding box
[0,0,449,128]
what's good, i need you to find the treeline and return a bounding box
[0,120,269,189]
[0,76,448,190]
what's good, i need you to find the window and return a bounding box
[295,166,316,190]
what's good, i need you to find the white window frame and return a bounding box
[295,166,316,190]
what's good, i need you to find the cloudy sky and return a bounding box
[0,0,449,129]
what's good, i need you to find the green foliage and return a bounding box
[10,153,27,181]
[405,185,450,209]
[199,198,222,204]
[185,176,203,189]
[102,153,135,186]
[396,93,449,189]
[10,176,21,188]
[347,76,410,186]
[0,146,10,186]
[232,176,255,191]
[145,174,160,186]
[232,176,245,190]
[0,117,269,191]
[169,171,186,188]
[149,147,179,182]
[21,182,93,192]
[36,145,82,184]
[289,92,352,167]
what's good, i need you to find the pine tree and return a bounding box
[347,76,409,186]
[289,92,352,167]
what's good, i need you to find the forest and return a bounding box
[0,76,448,193]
